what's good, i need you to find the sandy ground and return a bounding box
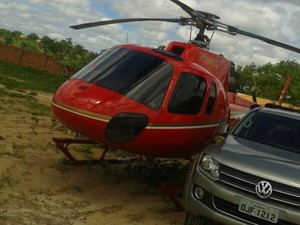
[0,86,186,225]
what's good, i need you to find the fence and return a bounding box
[0,45,74,75]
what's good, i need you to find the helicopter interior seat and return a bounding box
[184,95,203,114]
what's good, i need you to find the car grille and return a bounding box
[214,196,297,225]
[219,164,300,209]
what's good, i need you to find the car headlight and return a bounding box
[199,154,219,181]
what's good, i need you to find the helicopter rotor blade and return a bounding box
[70,0,300,54]
[169,0,197,17]
[170,0,300,54]
[227,26,300,54]
[169,0,220,29]
[70,18,189,30]
[169,0,207,27]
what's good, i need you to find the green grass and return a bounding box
[0,61,70,116]
[0,61,69,93]
[0,88,51,116]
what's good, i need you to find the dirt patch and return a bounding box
[0,87,185,225]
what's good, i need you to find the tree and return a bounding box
[11,31,22,38]
[68,43,97,70]
[273,60,300,105]
[40,36,56,55]
[235,63,257,94]
[52,38,73,73]
[0,28,14,45]
[235,60,300,106]
[0,28,99,73]
[20,38,41,52]
[27,32,40,41]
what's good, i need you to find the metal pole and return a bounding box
[278,74,292,105]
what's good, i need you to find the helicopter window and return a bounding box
[71,48,119,82]
[205,82,217,114]
[125,62,173,110]
[168,73,207,115]
[169,46,185,55]
[152,49,183,61]
[72,47,173,110]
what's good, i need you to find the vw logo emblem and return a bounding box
[255,181,273,199]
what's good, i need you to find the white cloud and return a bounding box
[48,32,64,40]
[0,0,298,66]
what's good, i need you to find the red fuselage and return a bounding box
[52,42,230,158]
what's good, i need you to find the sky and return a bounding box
[0,0,299,66]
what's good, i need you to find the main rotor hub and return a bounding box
[193,11,220,21]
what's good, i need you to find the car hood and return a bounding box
[206,135,300,188]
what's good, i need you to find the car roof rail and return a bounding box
[265,103,300,114]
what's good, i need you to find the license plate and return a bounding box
[238,198,279,223]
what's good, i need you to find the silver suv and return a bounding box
[183,104,300,225]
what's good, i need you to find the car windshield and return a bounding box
[72,47,173,110]
[232,111,300,153]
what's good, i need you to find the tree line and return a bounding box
[0,28,98,71]
[0,28,299,106]
[232,61,300,106]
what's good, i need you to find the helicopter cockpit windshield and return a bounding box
[72,47,173,110]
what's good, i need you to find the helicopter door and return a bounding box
[168,73,207,115]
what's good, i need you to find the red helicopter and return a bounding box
[52,0,300,160]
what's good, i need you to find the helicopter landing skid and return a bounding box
[52,137,183,210]
[52,137,137,163]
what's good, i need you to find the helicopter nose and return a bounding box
[105,113,148,144]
